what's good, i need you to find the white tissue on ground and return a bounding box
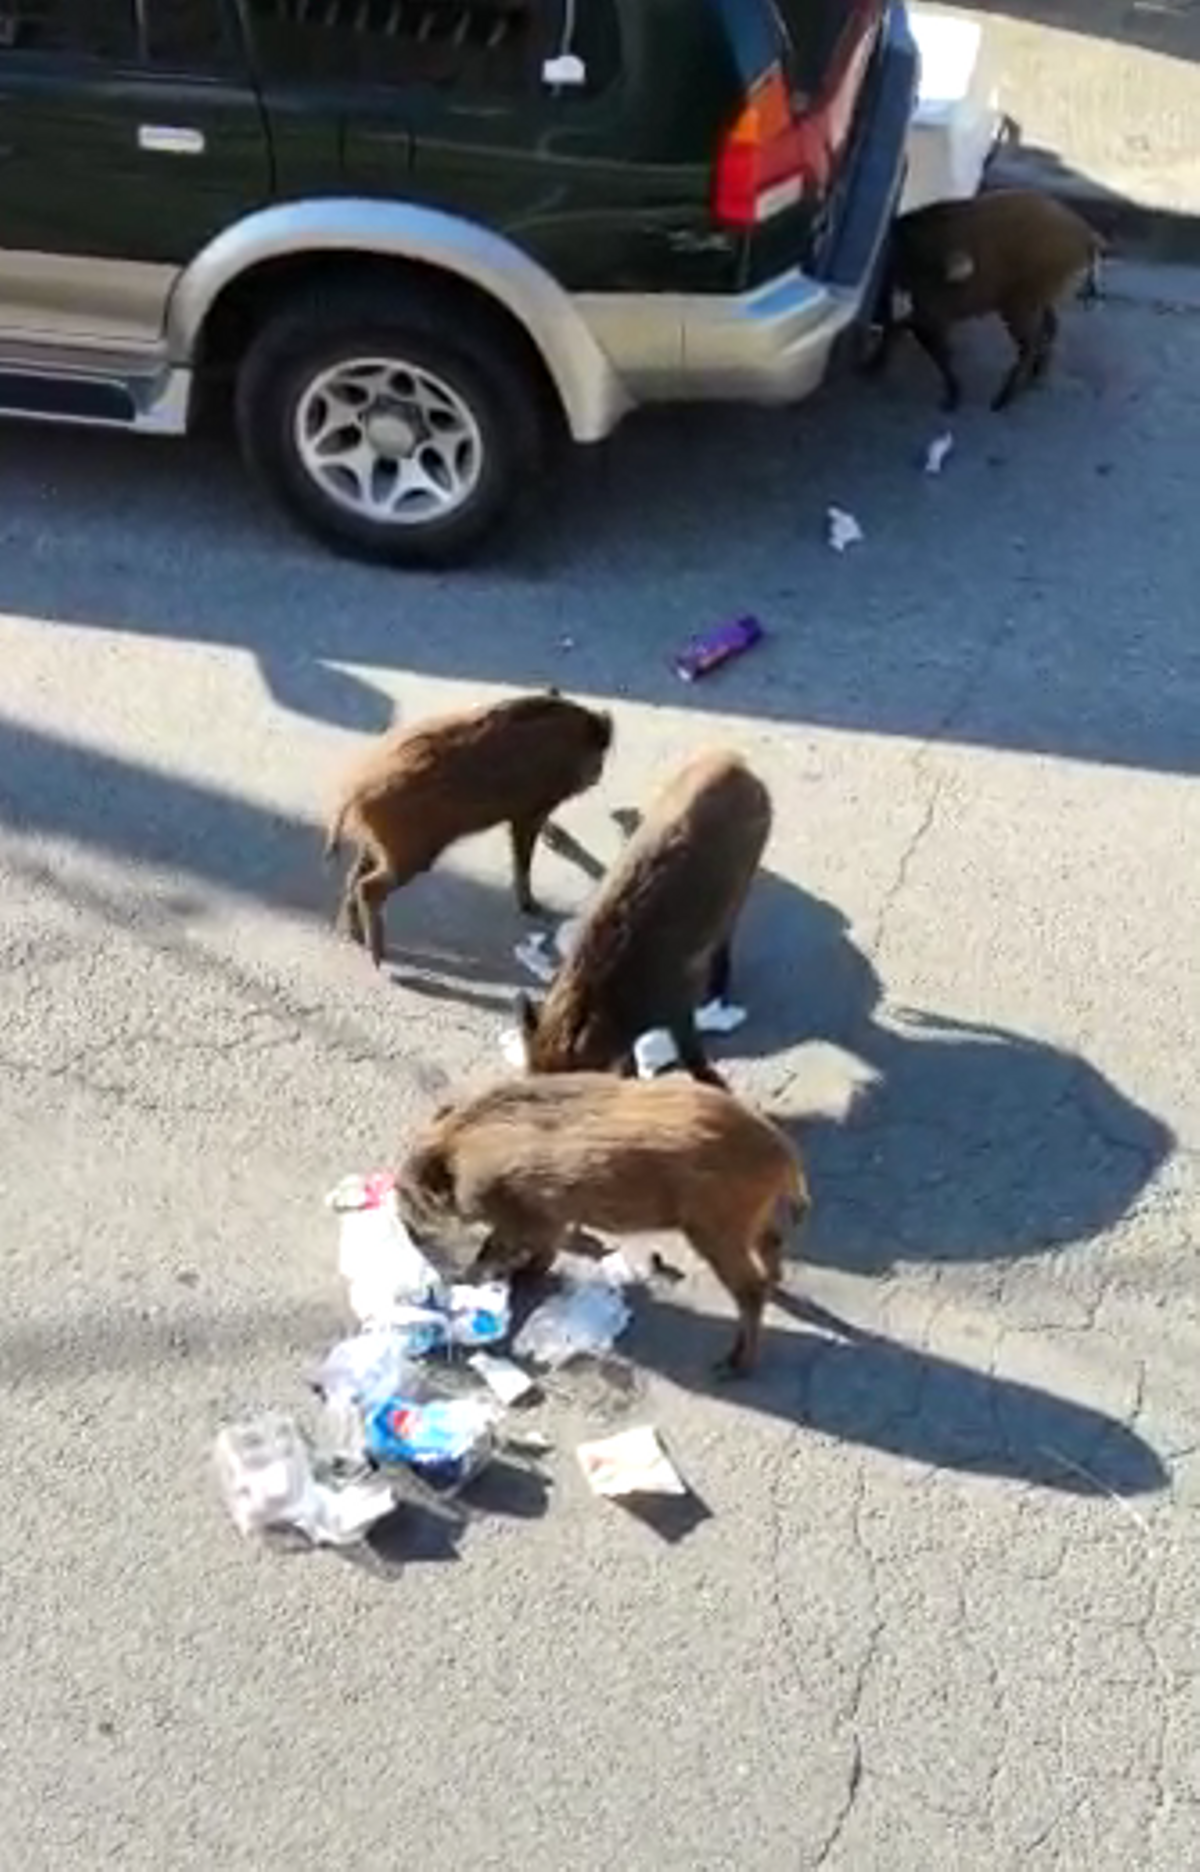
[633,1028,679,1078]
[695,998,748,1034]
[924,432,954,475]
[499,1024,530,1069]
[827,506,864,552]
[513,933,557,983]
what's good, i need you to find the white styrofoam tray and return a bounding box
[902,9,1004,213]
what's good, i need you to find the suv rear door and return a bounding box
[709,0,888,284]
[239,0,749,297]
[0,0,270,349]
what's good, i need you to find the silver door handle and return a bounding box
[138,125,206,156]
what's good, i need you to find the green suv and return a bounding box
[0,0,916,564]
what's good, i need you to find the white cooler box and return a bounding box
[901,9,1003,213]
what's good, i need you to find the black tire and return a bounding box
[235,284,547,567]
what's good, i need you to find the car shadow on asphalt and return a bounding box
[626,1290,1167,1498]
[0,332,1195,778]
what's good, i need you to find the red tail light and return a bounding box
[713,65,830,229]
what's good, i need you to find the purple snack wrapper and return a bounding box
[673,615,764,682]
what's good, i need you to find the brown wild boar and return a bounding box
[868,188,1105,411]
[517,749,771,1086]
[395,1073,810,1376]
[325,690,613,965]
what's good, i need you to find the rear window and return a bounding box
[244,0,618,95]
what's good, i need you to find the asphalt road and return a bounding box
[1,266,1198,1871]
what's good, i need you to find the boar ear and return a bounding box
[514,990,539,1041]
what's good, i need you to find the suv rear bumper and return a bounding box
[573,1,917,415]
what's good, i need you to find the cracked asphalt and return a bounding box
[1,262,1197,1870]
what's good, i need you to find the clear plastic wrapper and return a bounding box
[513,1278,631,1369]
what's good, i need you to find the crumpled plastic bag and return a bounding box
[214,1412,398,1548]
[514,1278,631,1369]
[329,1171,444,1326]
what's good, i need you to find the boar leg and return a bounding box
[705,942,732,1005]
[354,858,397,969]
[509,810,550,915]
[909,314,961,411]
[860,307,901,379]
[687,1224,768,1379]
[670,1009,727,1091]
[992,303,1043,410]
[1030,304,1059,381]
[336,852,368,945]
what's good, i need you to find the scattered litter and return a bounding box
[541,50,586,87]
[514,932,557,983]
[499,1024,530,1069]
[554,916,582,959]
[633,1028,679,1079]
[597,1249,638,1288]
[577,1426,687,1499]
[214,1413,397,1547]
[448,1281,511,1347]
[334,1176,442,1327]
[695,998,748,1034]
[469,1352,539,1406]
[826,506,864,553]
[673,614,764,683]
[325,1170,397,1214]
[366,1393,499,1495]
[315,1327,432,1408]
[923,431,954,475]
[501,1426,554,1457]
[514,1277,631,1369]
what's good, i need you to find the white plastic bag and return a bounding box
[338,1200,443,1325]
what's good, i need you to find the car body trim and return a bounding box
[572,0,916,409]
[0,251,179,351]
[167,198,631,443]
[0,362,191,434]
[573,270,853,404]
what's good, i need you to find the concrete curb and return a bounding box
[987,142,1200,268]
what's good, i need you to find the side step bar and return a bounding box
[0,364,191,434]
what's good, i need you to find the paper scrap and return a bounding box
[827,506,864,553]
[924,432,954,475]
[468,1352,538,1405]
[499,1025,530,1069]
[577,1425,687,1498]
[633,1028,679,1078]
[695,998,747,1035]
[554,916,583,959]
